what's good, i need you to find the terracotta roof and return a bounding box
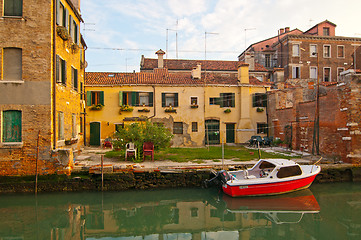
[249,76,273,86]
[85,69,272,86]
[320,81,338,87]
[141,58,268,72]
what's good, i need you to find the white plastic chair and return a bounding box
[125,142,136,161]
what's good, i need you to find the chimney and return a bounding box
[285,27,290,32]
[191,64,202,79]
[279,28,285,34]
[238,62,249,84]
[244,52,255,71]
[155,49,165,69]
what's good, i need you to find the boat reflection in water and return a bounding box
[222,189,320,225]
[0,187,325,240]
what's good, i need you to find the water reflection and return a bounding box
[0,183,361,240]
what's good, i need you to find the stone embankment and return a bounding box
[0,163,361,194]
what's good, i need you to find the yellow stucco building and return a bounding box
[0,0,86,176]
[85,58,270,147]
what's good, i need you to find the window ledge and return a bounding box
[0,142,23,148]
[0,80,24,84]
[1,16,24,20]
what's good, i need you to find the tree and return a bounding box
[112,121,173,153]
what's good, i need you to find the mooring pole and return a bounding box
[101,155,104,191]
[35,130,40,194]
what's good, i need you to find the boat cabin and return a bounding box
[231,159,303,180]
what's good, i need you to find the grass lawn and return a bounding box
[106,145,301,162]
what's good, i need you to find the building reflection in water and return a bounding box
[1,184,361,240]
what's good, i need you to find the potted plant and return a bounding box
[90,104,103,110]
[56,26,70,41]
[257,107,264,112]
[224,109,231,113]
[191,104,199,108]
[120,105,134,113]
[165,106,176,113]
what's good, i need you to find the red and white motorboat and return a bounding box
[212,159,321,197]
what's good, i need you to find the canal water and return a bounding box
[0,182,361,240]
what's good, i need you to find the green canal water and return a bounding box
[0,182,361,240]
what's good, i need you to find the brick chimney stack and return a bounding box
[155,49,166,69]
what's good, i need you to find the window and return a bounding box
[2,110,22,142]
[292,44,300,57]
[310,44,317,57]
[56,55,66,85]
[277,166,302,178]
[69,18,79,44]
[323,45,331,58]
[58,111,64,140]
[162,93,178,107]
[86,91,104,106]
[120,92,153,107]
[2,48,22,81]
[257,123,268,134]
[191,208,198,217]
[220,93,235,108]
[292,66,300,79]
[71,67,78,91]
[4,0,22,17]
[173,122,183,134]
[323,27,330,36]
[323,67,331,82]
[265,54,270,67]
[56,0,68,29]
[115,123,124,132]
[310,67,317,79]
[72,114,77,138]
[337,45,345,58]
[192,122,198,132]
[252,93,267,107]
[190,97,198,106]
[209,97,220,105]
[80,116,83,134]
[337,67,345,81]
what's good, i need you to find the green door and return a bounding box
[205,120,220,145]
[226,123,235,143]
[90,122,101,146]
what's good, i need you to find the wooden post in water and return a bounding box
[101,154,104,191]
[35,130,40,194]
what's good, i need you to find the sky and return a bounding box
[81,0,361,73]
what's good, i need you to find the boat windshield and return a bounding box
[277,166,302,178]
[259,161,276,169]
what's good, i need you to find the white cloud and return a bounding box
[81,0,361,72]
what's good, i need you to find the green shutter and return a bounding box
[99,91,104,105]
[56,55,60,83]
[262,94,267,107]
[161,93,166,107]
[130,92,138,106]
[56,0,60,25]
[220,93,225,107]
[149,92,154,107]
[231,93,235,107]
[252,94,256,107]
[119,91,123,106]
[86,91,91,106]
[3,110,22,142]
[62,59,67,85]
[65,8,69,30]
[174,93,179,107]
[69,15,73,38]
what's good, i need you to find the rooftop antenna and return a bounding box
[166,19,179,59]
[205,31,219,60]
[244,28,256,49]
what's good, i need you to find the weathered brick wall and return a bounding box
[268,83,356,162]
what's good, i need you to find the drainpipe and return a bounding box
[52,0,57,149]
